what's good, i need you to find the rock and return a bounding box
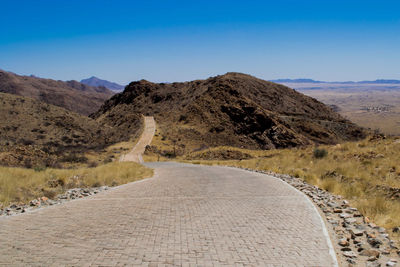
[380,233,389,239]
[334,208,343,213]
[378,227,386,233]
[360,249,380,258]
[370,223,378,228]
[343,251,357,258]
[47,200,57,205]
[340,213,351,218]
[367,233,377,239]
[345,218,357,224]
[390,241,399,250]
[380,248,390,255]
[29,199,40,206]
[386,261,396,267]
[41,196,48,202]
[367,256,378,261]
[350,229,364,237]
[347,258,357,264]
[366,262,381,267]
[368,238,383,248]
[344,209,354,214]
[393,227,400,233]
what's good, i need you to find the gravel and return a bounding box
[0,186,109,216]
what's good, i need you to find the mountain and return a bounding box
[270,78,323,83]
[358,79,400,84]
[0,70,114,115]
[0,92,121,167]
[92,72,366,151]
[81,76,125,91]
[271,78,400,84]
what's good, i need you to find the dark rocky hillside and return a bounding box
[0,93,120,167]
[93,72,367,150]
[0,70,114,115]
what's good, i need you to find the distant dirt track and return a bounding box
[119,116,156,163]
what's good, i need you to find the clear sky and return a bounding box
[1,0,399,84]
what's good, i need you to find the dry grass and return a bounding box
[83,117,145,166]
[181,137,400,237]
[83,141,136,166]
[0,162,153,207]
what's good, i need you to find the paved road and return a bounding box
[0,162,337,266]
[120,116,156,163]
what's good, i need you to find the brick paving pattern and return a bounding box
[0,162,337,266]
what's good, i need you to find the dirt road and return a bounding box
[119,116,156,163]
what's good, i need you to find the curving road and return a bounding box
[119,116,156,163]
[0,162,337,266]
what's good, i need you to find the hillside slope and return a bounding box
[0,92,120,167]
[0,70,114,115]
[93,72,366,151]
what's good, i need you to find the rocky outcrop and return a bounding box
[93,72,367,150]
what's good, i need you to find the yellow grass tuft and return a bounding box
[0,162,153,207]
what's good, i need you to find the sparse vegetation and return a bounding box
[0,92,131,168]
[0,162,153,206]
[313,147,328,158]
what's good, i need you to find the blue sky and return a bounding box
[1,0,399,84]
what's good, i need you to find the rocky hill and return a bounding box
[81,76,125,91]
[93,72,366,151]
[0,92,120,167]
[0,70,114,115]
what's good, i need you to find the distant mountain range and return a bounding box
[270,78,400,84]
[81,76,125,91]
[0,70,114,115]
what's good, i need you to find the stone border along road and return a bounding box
[0,162,338,266]
[119,116,156,163]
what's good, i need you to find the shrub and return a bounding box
[103,157,113,164]
[34,166,46,172]
[23,158,32,168]
[313,147,328,159]
[88,161,98,168]
[21,139,35,146]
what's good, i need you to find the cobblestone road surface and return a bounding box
[0,162,337,266]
